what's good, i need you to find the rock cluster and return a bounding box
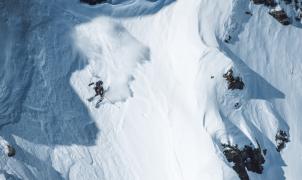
[222,143,266,180]
[251,0,277,7]
[275,130,290,152]
[223,69,245,90]
[269,9,291,25]
[251,0,302,25]
[7,145,16,157]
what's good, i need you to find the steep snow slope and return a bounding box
[0,0,301,179]
[226,3,302,179]
[198,0,302,179]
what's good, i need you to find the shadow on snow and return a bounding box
[0,0,175,179]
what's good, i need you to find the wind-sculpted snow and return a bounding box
[0,0,99,179]
[0,1,34,129]
[0,0,173,179]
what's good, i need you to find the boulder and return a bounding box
[7,145,15,157]
[269,9,291,25]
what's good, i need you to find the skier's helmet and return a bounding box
[96,80,103,86]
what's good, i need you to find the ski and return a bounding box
[87,86,110,108]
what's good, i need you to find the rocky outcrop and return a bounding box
[275,130,290,152]
[269,9,291,25]
[7,145,15,157]
[250,0,302,26]
[251,0,277,7]
[251,0,294,25]
[223,69,245,90]
[222,143,266,180]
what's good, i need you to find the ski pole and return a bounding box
[104,96,120,108]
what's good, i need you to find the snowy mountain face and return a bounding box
[0,0,301,179]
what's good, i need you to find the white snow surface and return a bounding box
[0,0,301,179]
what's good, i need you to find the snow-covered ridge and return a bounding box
[0,0,301,179]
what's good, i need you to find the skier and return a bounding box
[88,80,105,103]
[94,81,104,98]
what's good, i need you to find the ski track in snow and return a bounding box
[0,0,301,179]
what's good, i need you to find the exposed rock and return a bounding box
[234,102,241,109]
[263,149,267,155]
[251,0,302,27]
[80,0,107,5]
[224,35,232,43]
[269,9,291,25]
[223,69,245,90]
[222,143,266,180]
[275,130,290,152]
[7,145,15,157]
[251,0,277,7]
[245,11,253,16]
